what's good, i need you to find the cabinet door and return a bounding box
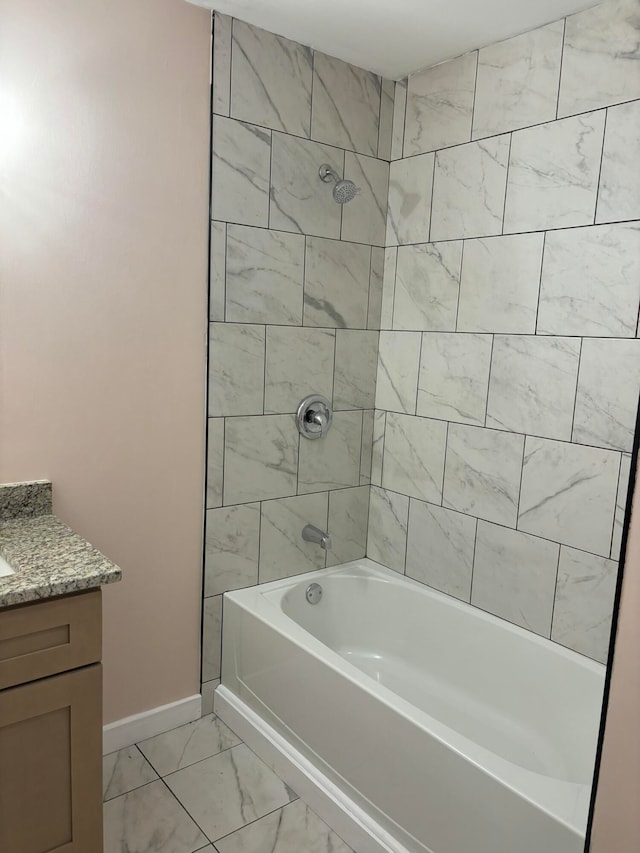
[0,664,103,853]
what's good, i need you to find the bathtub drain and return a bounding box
[306,583,323,604]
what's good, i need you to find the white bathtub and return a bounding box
[215,559,605,853]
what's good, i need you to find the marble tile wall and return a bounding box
[204,14,392,697]
[369,0,640,664]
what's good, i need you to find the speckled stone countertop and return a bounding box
[0,481,122,609]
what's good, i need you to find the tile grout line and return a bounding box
[500,133,513,235]
[592,108,609,226]
[483,334,495,428]
[548,546,563,642]
[533,231,546,334]
[555,17,567,121]
[569,337,584,442]
[468,516,479,606]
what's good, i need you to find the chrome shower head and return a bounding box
[318,164,360,205]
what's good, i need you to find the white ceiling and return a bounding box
[187,0,598,79]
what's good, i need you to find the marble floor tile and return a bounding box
[376,331,421,414]
[258,492,329,582]
[265,326,335,414]
[210,221,226,322]
[230,20,312,137]
[572,338,640,452]
[431,135,510,242]
[518,437,620,557]
[558,0,640,118]
[386,153,434,246]
[611,454,632,560]
[443,424,524,528]
[333,329,378,410]
[504,112,605,233]
[103,746,158,802]
[208,323,265,417]
[270,134,343,239]
[393,242,463,332]
[486,336,581,441]
[206,418,224,509]
[212,116,271,227]
[537,223,640,337]
[326,486,369,567]
[202,596,223,682]
[303,237,370,329]
[204,504,260,596]
[104,780,208,853]
[138,715,241,778]
[472,22,563,139]
[213,13,231,117]
[298,410,363,494]
[417,332,492,427]
[472,522,559,637]
[341,152,388,247]
[596,99,640,224]
[551,547,618,663]
[391,80,407,161]
[404,51,477,156]
[406,501,476,602]
[382,413,448,503]
[311,52,380,157]
[367,486,409,573]
[214,798,353,853]
[165,743,296,843]
[226,225,305,325]
[457,233,544,334]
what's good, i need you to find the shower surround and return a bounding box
[204,0,640,701]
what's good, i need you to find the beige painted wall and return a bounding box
[0,0,210,722]
[590,458,640,852]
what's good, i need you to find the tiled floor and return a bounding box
[103,713,354,853]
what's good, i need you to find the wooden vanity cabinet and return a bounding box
[0,590,103,853]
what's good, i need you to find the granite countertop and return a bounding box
[0,481,122,609]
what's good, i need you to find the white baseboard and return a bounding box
[103,694,202,755]
[214,686,410,853]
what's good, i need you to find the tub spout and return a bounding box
[302,524,332,551]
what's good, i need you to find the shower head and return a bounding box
[318,164,360,205]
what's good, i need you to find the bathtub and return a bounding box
[215,559,605,853]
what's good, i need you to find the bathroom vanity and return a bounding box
[0,481,122,853]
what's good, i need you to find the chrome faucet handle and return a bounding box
[297,394,333,440]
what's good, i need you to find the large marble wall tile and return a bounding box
[406,501,476,601]
[226,225,305,325]
[208,323,265,417]
[504,112,605,233]
[326,486,370,567]
[417,332,492,426]
[472,522,559,636]
[537,223,640,337]
[551,547,618,662]
[204,503,260,595]
[612,454,632,559]
[457,233,544,333]
[558,0,640,118]
[341,153,389,247]
[443,424,524,527]
[382,413,447,503]
[360,410,375,485]
[376,331,421,413]
[270,134,343,238]
[210,221,226,322]
[311,52,381,157]
[224,415,298,504]
[380,247,397,329]
[202,595,222,681]
[333,330,378,410]
[231,20,312,136]
[370,410,386,486]
[265,326,335,414]
[259,492,328,582]
[404,52,477,156]
[206,418,224,509]
[386,153,434,246]
[596,100,640,224]
[518,437,620,556]
[486,336,581,440]
[304,237,370,328]
[393,241,463,332]
[431,136,510,242]
[472,22,563,139]
[573,338,640,452]
[391,80,407,161]
[367,247,385,330]
[367,486,409,573]
[298,410,363,493]
[378,78,395,160]
[213,13,232,116]
[212,116,271,226]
